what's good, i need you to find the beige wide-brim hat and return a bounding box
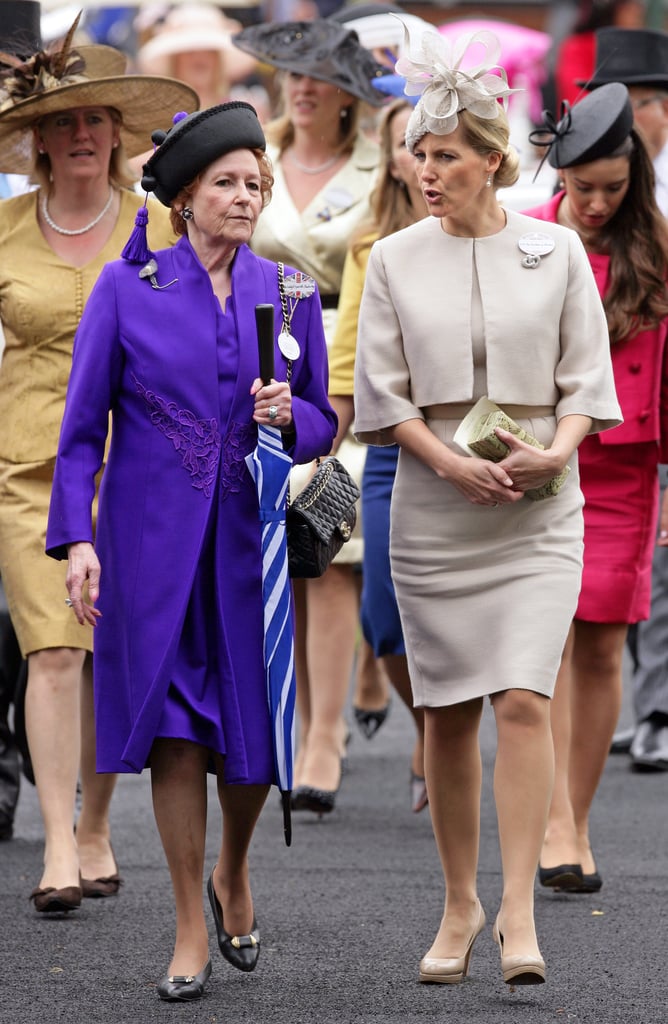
[0,43,199,173]
[136,4,257,85]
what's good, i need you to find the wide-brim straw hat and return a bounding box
[0,37,198,174]
[136,3,257,85]
[231,19,389,108]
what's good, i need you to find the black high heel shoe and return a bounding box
[207,871,260,973]
[538,863,583,890]
[157,960,211,1001]
[352,700,391,740]
[291,785,336,815]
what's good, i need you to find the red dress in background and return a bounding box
[526,192,668,623]
[555,32,596,108]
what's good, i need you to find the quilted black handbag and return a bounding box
[287,456,360,578]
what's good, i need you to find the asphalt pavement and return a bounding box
[2,687,666,1024]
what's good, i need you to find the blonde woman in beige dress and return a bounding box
[0,20,196,911]
[354,29,622,987]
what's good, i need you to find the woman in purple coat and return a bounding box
[46,103,336,1002]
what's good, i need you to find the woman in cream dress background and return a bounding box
[233,19,388,814]
[355,29,621,987]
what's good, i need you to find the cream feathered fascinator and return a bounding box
[395,27,519,153]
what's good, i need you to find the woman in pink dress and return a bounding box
[526,82,668,893]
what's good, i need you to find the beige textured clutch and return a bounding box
[453,399,569,502]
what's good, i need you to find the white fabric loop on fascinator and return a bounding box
[395,27,519,152]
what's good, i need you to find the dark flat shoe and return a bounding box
[81,873,122,898]
[157,960,211,1002]
[30,884,82,913]
[352,701,391,740]
[207,871,260,973]
[291,784,336,816]
[538,863,583,890]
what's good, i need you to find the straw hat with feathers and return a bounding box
[0,13,199,174]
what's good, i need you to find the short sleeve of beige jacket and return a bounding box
[353,209,623,445]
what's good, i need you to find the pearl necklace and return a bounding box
[41,187,114,236]
[288,150,340,175]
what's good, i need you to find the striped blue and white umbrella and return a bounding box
[245,305,295,845]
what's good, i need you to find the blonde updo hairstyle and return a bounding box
[457,106,520,190]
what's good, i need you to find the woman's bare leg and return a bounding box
[543,621,626,874]
[75,652,118,880]
[541,627,578,868]
[296,563,358,791]
[150,738,210,976]
[422,700,483,958]
[382,653,425,779]
[211,777,270,938]
[569,620,627,873]
[292,579,310,782]
[492,689,553,960]
[25,646,86,889]
[352,635,391,713]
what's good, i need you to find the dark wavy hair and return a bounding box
[587,130,668,343]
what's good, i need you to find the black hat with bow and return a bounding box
[530,82,634,171]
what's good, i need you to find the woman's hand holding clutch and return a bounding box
[447,451,524,508]
[495,428,566,495]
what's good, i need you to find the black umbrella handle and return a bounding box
[255,304,275,385]
[281,791,292,847]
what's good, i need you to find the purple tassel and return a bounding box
[121,203,155,264]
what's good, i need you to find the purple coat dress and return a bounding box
[46,237,337,781]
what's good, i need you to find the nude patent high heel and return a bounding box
[492,918,546,986]
[419,900,486,984]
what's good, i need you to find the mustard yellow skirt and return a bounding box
[0,458,96,656]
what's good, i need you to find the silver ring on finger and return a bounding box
[268,405,278,422]
[491,501,500,509]
[65,598,73,606]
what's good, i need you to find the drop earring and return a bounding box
[486,174,493,188]
[181,207,193,221]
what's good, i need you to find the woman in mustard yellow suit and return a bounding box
[0,20,196,910]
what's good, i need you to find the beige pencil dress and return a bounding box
[354,211,622,707]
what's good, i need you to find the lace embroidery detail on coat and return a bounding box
[133,376,221,498]
[220,421,257,502]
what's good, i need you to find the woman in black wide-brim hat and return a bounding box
[232,19,390,816]
[0,8,197,914]
[526,83,668,894]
